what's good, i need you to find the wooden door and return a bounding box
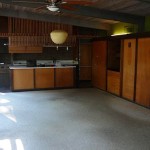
[135,38,150,107]
[122,39,136,101]
[79,44,92,80]
[92,40,107,90]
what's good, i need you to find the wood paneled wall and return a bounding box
[9,35,77,47]
[8,17,73,36]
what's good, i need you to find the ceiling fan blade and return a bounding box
[64,0,94,5]
[60,4,76,10]
[34,5,47,10]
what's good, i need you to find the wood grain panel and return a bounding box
[55,68,74,88]
[12,69,34,90]
[92,40,107,90]
[26,46,42,53]
[80,44,92,66]
[79,67,91,80]
[9,46,26,53]
[136,38,150,107]
[107,70,120,96]
[80,44,92,80]
[35,68,54,89]
[122,39,136,101]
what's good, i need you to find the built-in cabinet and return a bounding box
[92,40,107,90]
[107,38,121,96]
[11,67,75,91]
[92,36,150,108]
[135,38,150,107]
[107,70,121,96]
[122,39,136,101]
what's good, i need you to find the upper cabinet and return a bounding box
[9,36,43,53]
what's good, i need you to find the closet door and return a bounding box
[135,38,150,107]
[92,40,107,90]
[122,39,136,101]
[79,44,92,80]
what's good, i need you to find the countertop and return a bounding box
[9,66,76,69]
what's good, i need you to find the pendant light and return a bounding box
[50,13,68,44]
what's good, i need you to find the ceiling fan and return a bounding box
[12,0,94,12]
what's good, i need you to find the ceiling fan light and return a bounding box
[50,30,68,44]
[47,5,59,12]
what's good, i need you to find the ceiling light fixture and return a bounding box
[50,13,68,45]
[47,5,59,12]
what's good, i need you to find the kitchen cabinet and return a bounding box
[122,39,136,101]
[107,70,121,96]
[12,69,34,90]
[79,44,92,80]
[9,36,42,53]
[35,68,54,89]
[135,38,150,107]
[92,40,107,90]
[9,46,42,53]
[55,68,75,88]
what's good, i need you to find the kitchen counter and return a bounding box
[9,66,76,69]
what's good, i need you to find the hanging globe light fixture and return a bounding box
[50,29,68,44]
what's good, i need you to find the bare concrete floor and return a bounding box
[0,88,150,150]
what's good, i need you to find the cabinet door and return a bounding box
[26,46,42,53]
[79,44,92,80]
[92,40,107,90]
[9,46,26,53]
[135,38,150,107]
[107,70,120,96]
[55,68,74,88]
[122,39,136,101]
[12,69,34,90]
[35,68,54,89]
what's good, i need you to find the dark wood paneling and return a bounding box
[136,38,150,107]
[80,44,92,80]
[122,39,136,101]
[80,67,91,80]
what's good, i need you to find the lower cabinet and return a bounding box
[35,68,54,89]
[11,67,75,91]
[55,68,75,88]
[12,69,34,90]
[107,70,121,96]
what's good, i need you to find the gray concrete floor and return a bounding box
[0,88,150,150]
